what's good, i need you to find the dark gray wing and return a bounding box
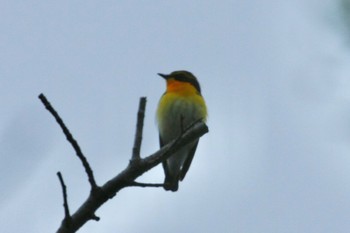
[179,141,199,181]
[159,135,170,178]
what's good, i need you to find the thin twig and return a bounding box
[128,181,164,188]
[131,97,146,161]
[90,214,100,221]
[38,93,98,191]
[57,172,71,227]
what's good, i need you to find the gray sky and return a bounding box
[1,1,350,233]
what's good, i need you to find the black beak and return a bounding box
[158,73,169,79]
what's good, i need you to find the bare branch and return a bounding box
[55,120,208,233]
[131,97,146,161]
[128,181,164,188]
[40,94,209,233]
[38,94,98,191]
[57,172,71,227]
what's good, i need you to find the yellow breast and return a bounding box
[157,81,207,140]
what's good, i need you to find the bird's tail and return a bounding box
[163,175,179,192]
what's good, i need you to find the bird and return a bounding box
[156,70,207,191]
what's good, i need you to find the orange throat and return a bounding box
[166,79,198,96]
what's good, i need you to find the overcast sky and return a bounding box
[1,1,350,233]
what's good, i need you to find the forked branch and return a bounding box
[38,94,209,233]
[39,94,98,191]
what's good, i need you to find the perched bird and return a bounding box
[156,70,207,191]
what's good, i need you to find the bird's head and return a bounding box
[158,70,201,94]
